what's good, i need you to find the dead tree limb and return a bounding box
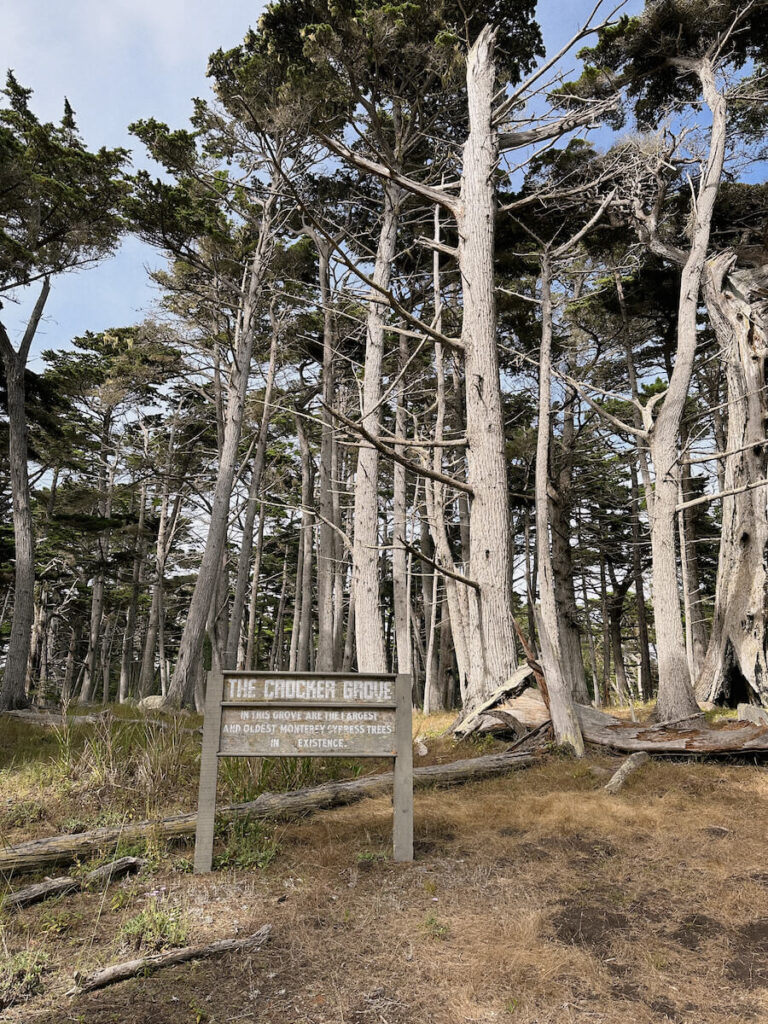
[604,752,650,794]
[0,750,537,875]
[3,857,145,911]
[67,924,272,996]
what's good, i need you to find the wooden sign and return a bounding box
[194,671,413,872]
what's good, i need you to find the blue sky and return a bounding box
[1,0,642,369]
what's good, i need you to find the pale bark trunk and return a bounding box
[679,427,709,679]
[270,551,290,671]
[224,320,278,668]
[118,483,147,703]
[456,28,518,708]
[629,463,653,700]
[296,416,315,672]
[243,508,266,671]
[316,241,339,671]
[165,203,274,706]
[0,279,50,711]
[534,253,584,753]
[698,257,768,704]
[352,182,399,672]
[580,559,601,707]
[645,58,725,722]
[393,332,410,675]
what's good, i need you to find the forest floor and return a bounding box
[0,707,766,1024]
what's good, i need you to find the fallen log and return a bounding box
[67,923,272,996]
[496,689,768,755]
[0,748,537,876]
[3,856,146,911]
[454,665,535,737]
[2,709,111,728]
[3,875,80,910]
[737,704,768,727]
[604,752,650,794]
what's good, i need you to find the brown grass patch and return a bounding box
[2,739,768,1022]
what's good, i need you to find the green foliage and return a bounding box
[119,904,188,951]
[422,911,450,940]
[564,1,768,128]
[38,907,82,936]
[0,951,51,1009]
[0,797,45,829]
[0,72,127,293]
[214,815,281,870]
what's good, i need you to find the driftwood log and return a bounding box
[478,688,768,754]
[604,752,650,794]
[3,856,146,911]
[67,923,272,996]
[0,748,537,876]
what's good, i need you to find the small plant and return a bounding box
[1,799,45,830]
[110,886,137,912]
[423,879,437,895]
[39,908,81,935]
[215,816,280,870]
[505,997,520,1014]
[0,951,51,1009]
[422,912,450,940]
[356,850,387,865]
[119,903,188,951]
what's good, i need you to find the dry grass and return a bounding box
[2,736,768,1023]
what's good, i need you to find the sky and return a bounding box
[1,0,643,369]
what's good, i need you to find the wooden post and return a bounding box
[393,672,413,862]
[193,668,224,873]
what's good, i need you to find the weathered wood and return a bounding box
[604,752,650,794]
[67,924,272,996]
[453,665,534,737]
[498,689,768,754]
[737,704,768,727]
[2,709,111,727]
[3,875,80,910]
[1,747,537,875]
[219,705,396,758]
[82,856,146,887]
[193,668,224,874]
[3,856,145,911]
[393,673,413,862]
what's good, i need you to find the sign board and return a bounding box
[194,671,413,872]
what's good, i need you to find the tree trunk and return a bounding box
[533,253,584,753]
[352,181,399,672]
[316,240,339,671]
[456,27,518,709]
[0,279,50,711]
[225,319,278,669]
[629,463,653,701]
[698,257,768,704]
[243,508,266,671]
[393,331,411,675]
[296,416,315,672]
[119,482,147,703]
[165,218,273,705]
[645,57,725,722]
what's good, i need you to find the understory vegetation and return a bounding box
[1,712,766,1023]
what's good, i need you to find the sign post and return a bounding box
[194,671,413,873]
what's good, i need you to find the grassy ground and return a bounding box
[1,708,767,1023]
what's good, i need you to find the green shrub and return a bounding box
[215,815,280,870]
[119,904,188,951]
[0,951,51,1009]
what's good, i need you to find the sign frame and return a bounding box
[193,670,413,872]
